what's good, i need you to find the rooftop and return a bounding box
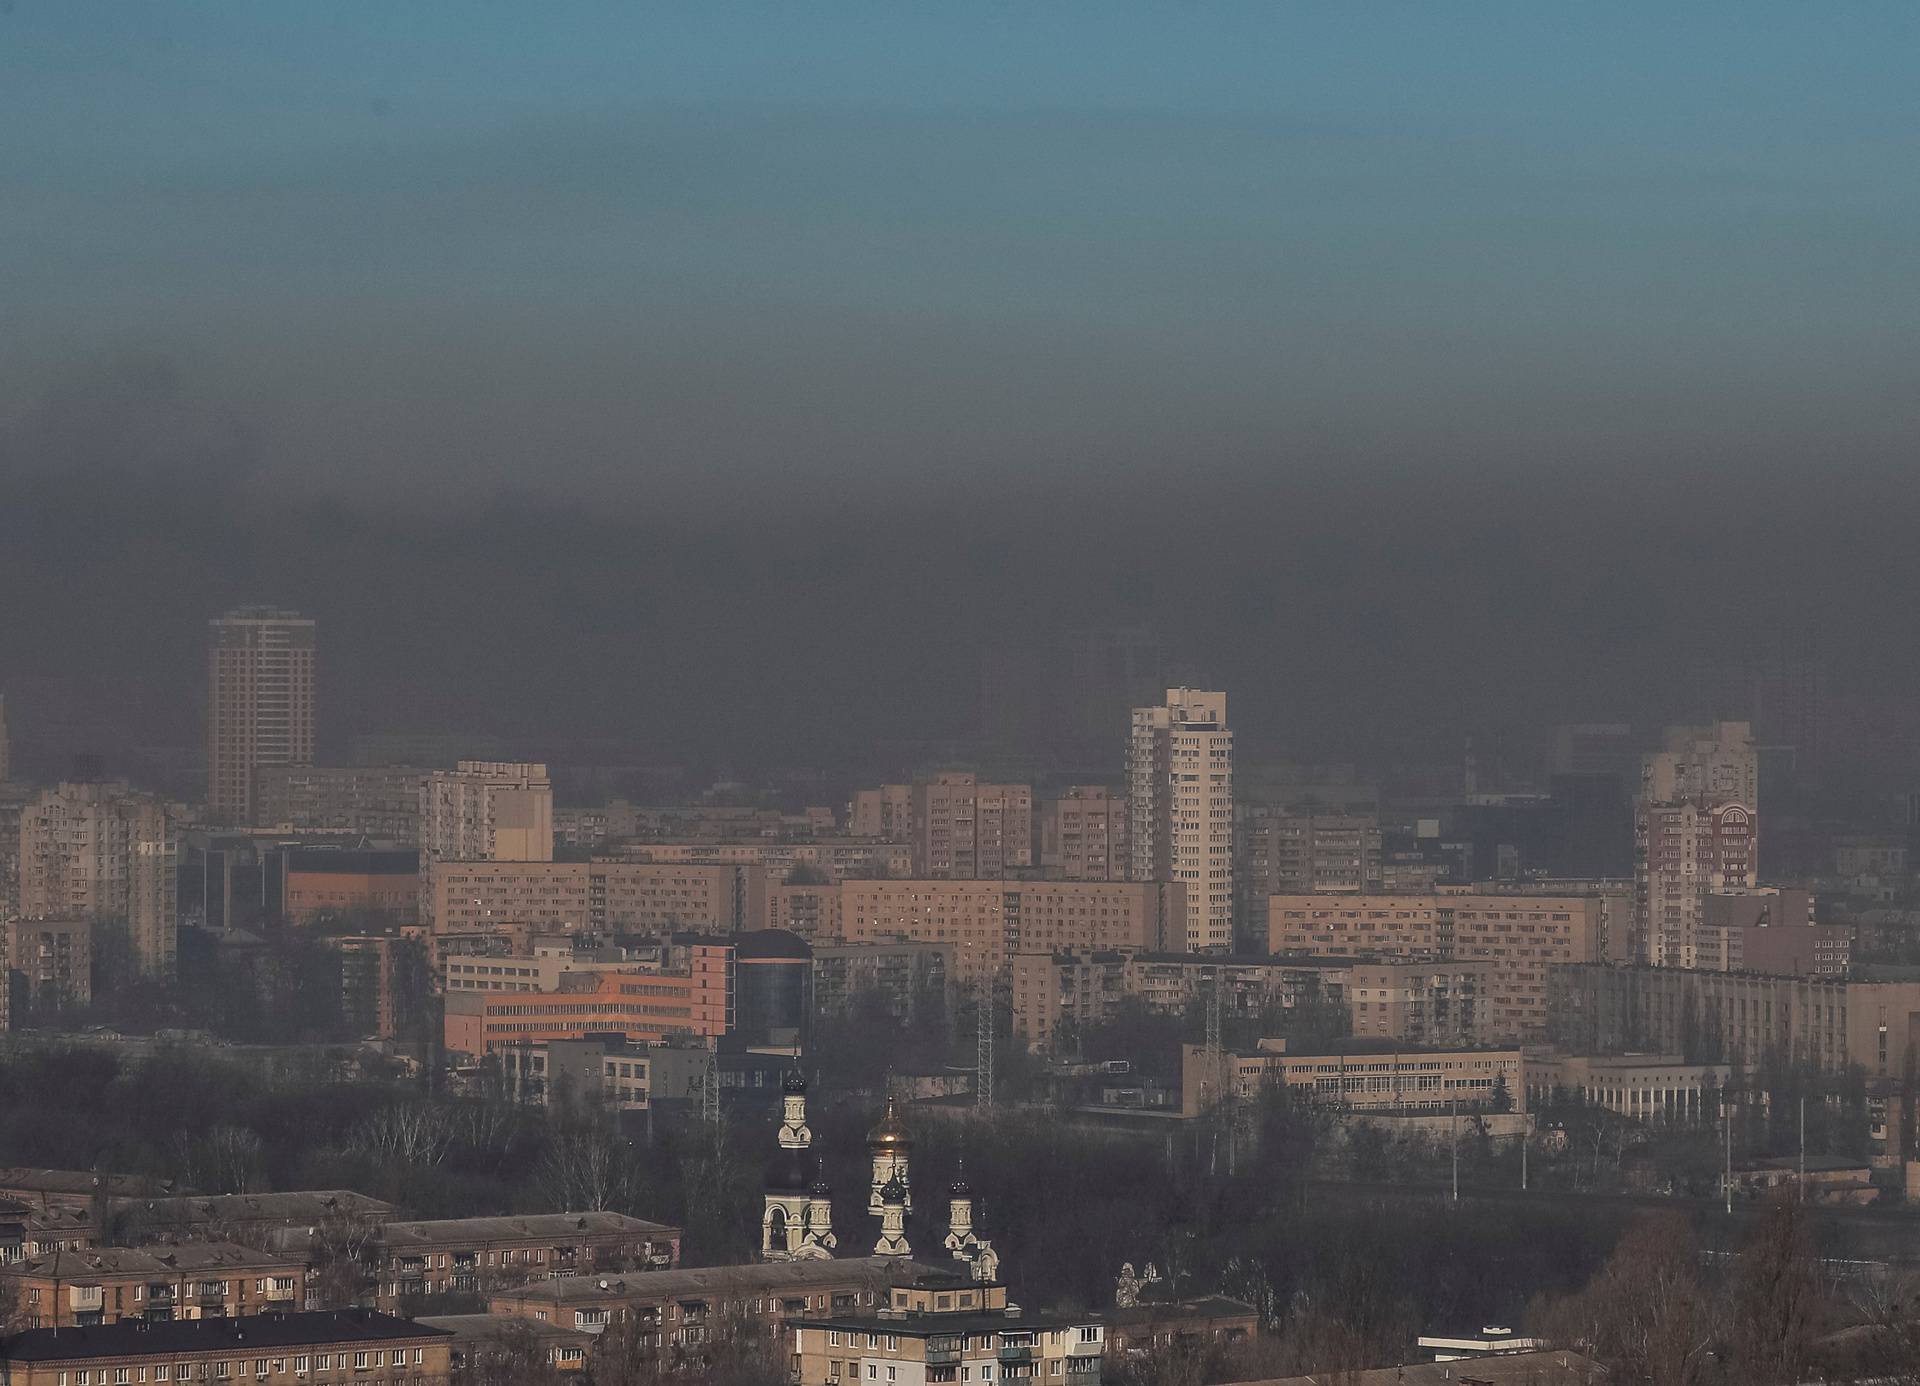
[113,1191,395,1226]
[0,1311,445,1363]
[793,1310,1093,1337]
[414,1314,596,1346]
[0,1169,180,1199]
[379,1212,677,1247]
[13,1243,298,1278]
[496,1257,949,1305]
[1218,1349,1603,1386]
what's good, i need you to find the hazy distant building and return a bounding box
[1040,786,1127,881]
[428,859,765,938]
[1550,723,1639,779]
[909,773,1032,879]
[835,878,1184,985]
[207,606,316,823]
[418,761,553,927]
[1549,966,1920,1078]
[1636,722,1758,968]
[0,693,11,785]
[851,776,1034,878]
[1069,625,1162,743]
[17,781,177,976]
[6,916,92,1012]
[849,785,913,841]
[1268,892,1605,1041]
[252,764,423,842]
[1129,689,1233,950]
[1241,811,1379,896]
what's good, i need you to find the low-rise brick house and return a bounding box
[108,1191,396,1247]
[0,1201,98,1262]
[0,1169,183,1214]
[0,1309,451,1386]
[488,1257,936,1342]
[791,1276,1108,1386]
[0,1243,304,1328]
[368,1213,681,1309]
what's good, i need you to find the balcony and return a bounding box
[925,1347,962,1366]
[997,1346,1034,1365]
[69,1286,105,1312]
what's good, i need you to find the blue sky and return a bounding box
[3,2,1916,503]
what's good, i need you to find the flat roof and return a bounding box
[1,1311,445,1363]
[793,1311,1090,1337]
[380,1212,676,1247]
[499,1257,948,1305]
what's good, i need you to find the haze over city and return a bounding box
[5,3,1920,781]
[3,7,1920,1386]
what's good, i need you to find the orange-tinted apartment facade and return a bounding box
[1268,892,1603,1040]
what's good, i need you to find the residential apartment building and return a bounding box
[1548,966,1920,1080]
[107,1192,396,1246]
[1637,721,1759,968]
[1180,1040,1525,1118]
[1009,949,1357,1052]
[836,879,1182,984]
[252,765,422,842]
[810,941,950,1021]
[17,781,178,977]
[0,1243,303,1328]
[0,1311,449,1386]
[1347,960,1496,1047]
[910,774,1033,879]
[1240,811,1380,895]
[330,933,422,1041]
[418,761,553,927]
[1040,786,1128,881]
[0,1206,98,1262]
[769,882,846,938]
[488,1257,922,1341]
[613,838,911,882]
[0,1169,180,1215]
[850,785,913,842]
[792,1276,1105,1386]
[368,1212,679,1309]
[1010,950,1128,1051]
[1268,892,1604,1040]
[6,916,92,1010]
[426,860,767,938]
[1129,689,1233,950]
[208,606,316,824]
[1691,889,1848,975]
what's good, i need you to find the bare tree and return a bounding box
[308,1206,384,1308]
[1531,1212,1720,1386]
[346,1103,456,1167]
[463,1320,565,1386]
[1727,1195,1823,1385]
[535,1129,639,1213]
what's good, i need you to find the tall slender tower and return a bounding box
[1129,689,1233,950]
[0,691,11,784]
[1636,721,1758,967]
[208,607,316,823]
